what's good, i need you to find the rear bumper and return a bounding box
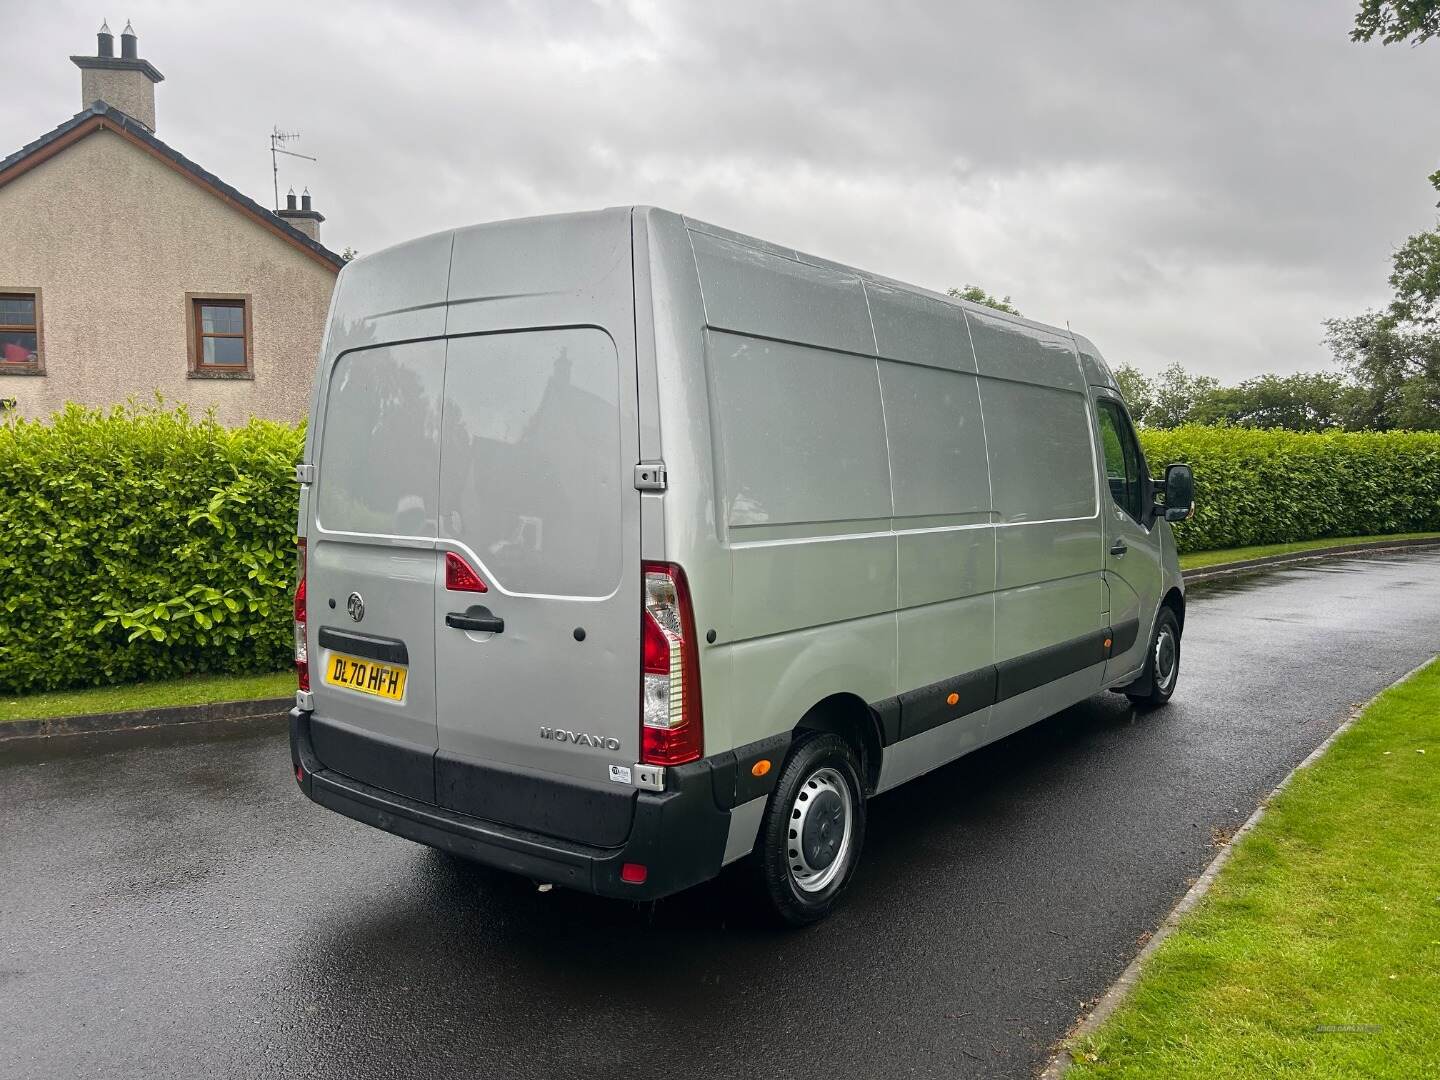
[289,709,734,900]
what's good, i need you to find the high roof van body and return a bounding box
[289,207,1192,924]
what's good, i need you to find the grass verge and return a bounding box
[1066,658,1440,1078]
[1179,531,1440,571]
[0,670,293,723]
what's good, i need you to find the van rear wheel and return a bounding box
[1126,607,1181,708]
[751,732,866,926]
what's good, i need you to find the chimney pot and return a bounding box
[72,18,163,132]
[277,187,324,242]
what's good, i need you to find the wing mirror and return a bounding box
[1160,463,1194,523]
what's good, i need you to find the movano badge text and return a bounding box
[540,726,620,751]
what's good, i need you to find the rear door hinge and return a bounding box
[295,463,316,485]
[634,461,667,492]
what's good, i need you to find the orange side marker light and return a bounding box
[751,759,772,778]
[946,692,960,706]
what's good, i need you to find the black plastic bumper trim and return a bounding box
[995,628,1111,700]
[1110,617,1141,656]
[435,751,636,849]
[290,710,731,900]
[704,731,794,811]
[876,623,1132,747]
[899,666,998,741]
[309,715,435,803]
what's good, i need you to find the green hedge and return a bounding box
[3,407,1438,695]
[1139,426,1440,553]
[0,403,302,694]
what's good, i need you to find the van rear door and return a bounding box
[431,328,640,839]
[307,339,447,802]
[429,212,643,846]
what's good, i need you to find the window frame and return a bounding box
[186,293,253,379]
[1095,395,1150,526]
[0,288,44,376]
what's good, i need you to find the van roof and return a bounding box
[343,205,1111,378]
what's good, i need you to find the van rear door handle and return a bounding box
[1109,539,1128,557]
[446,606,505,634]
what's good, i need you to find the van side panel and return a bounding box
[975,320,1108,742]
[967,309,1087,392]
[866,279,978,374]
[686,227,875,356]
[709,333,891,531]
[878,351,996,750]
[676,224,899,752]
[642,211,736,753]
[646,211,1148,797]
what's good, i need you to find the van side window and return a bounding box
[1096,399,1144,522]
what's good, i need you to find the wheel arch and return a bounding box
[1161,586,1185,633]
[793,692,884,795]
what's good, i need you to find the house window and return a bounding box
[0,289,43,375]
[187,294,252,378]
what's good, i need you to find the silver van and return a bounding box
[289,207,1193,925]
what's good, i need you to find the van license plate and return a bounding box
[325,652,407,701]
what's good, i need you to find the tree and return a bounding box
[1351,0,1440,44]
[1388,228,1440,327]
[1322,170,1440,429]
[1205,372,1360,431]
[1324,312,1440,430]
[947,284,1021,316]
[1147,362,1222,429]
[1111,363,1154,424]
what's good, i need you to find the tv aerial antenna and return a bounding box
[270,127,317,211]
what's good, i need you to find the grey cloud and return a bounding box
[3,0,1437,378]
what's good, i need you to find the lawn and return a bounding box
[1179,531,1440,571]
[1066,658,1440,1078]
[0,670,294,723]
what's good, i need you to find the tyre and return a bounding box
[1126,606,1181,708]
[751,731,866,926]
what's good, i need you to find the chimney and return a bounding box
[277,186,325,242]
[71,18,165,132]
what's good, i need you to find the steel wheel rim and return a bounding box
[786,766,854,894]
[1154,626,1178,693]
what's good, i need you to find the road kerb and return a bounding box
[1183,537,1440,583]
[0,697,293,743]
[1039,657,1436,1079]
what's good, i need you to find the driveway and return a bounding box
[4,550,1439,1079]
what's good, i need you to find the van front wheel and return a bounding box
[751,732,866,926]
[1126,607,1181,708]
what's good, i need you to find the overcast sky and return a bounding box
[4,0,1438,379]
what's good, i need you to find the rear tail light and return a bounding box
[294,538,309,692]
[640,562,703,765]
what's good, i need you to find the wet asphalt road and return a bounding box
[4,551,1440,1080]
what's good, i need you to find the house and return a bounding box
[0,21,345,425]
